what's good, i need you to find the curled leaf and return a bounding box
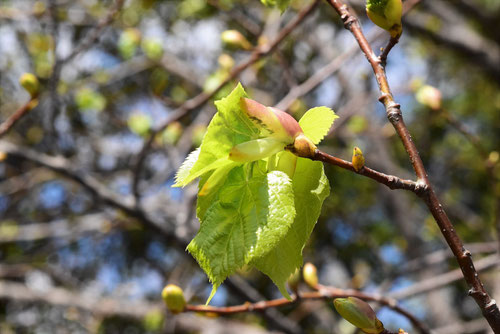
[240,98,301,142]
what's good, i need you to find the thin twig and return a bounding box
[312,149,425,193]
[0,99,38,137]
[323,0,500,331]
[185,285,429,334]
[379,35,400,65]
[131,0,320,201]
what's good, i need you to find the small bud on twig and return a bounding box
[162,284,186,313]
[221,30,253,50]
[19,73,40,98]
[366,0,403,38]
[303,262,318,288]
[352,146,365,172]
[334,297,385,334]
[415,85,442,110]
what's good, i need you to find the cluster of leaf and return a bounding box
[174,84,337,302]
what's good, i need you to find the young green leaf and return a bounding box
[174,147,200,186]
[298,106,338,145]
[173,83,258,187]
[173,83,337,301]
[188,167,295,303]
[252,157,330,298]
[229,138,285,163]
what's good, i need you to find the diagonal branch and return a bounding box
[323,0,500,331]
[0,99,38,138]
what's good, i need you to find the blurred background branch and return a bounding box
[0,0,499,332]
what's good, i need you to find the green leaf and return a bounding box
[174,147,200,186]
[175,83,259,187]
[298,107,338,145]
[188,166,295,303]
[252,157,330,298]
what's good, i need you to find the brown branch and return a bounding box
[131,0,320,200]
[312,150,425,193]
[185,285,429,334]
[0,279,278,334]
[0,99,38,138]
[379,35,400,65]
[324,0,500,331]
[389,253,500,301]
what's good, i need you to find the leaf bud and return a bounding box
[303,262,318,288]
[366,0,403,38]
[415,85,442,110]
[240,98,300,142]
[162,284,186,314]
[289,134,317,159]
[221,30,252,50]
[352,147,365,172]
[333,297,385,334]
[19,73,40,98]
[218,54,234,70]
